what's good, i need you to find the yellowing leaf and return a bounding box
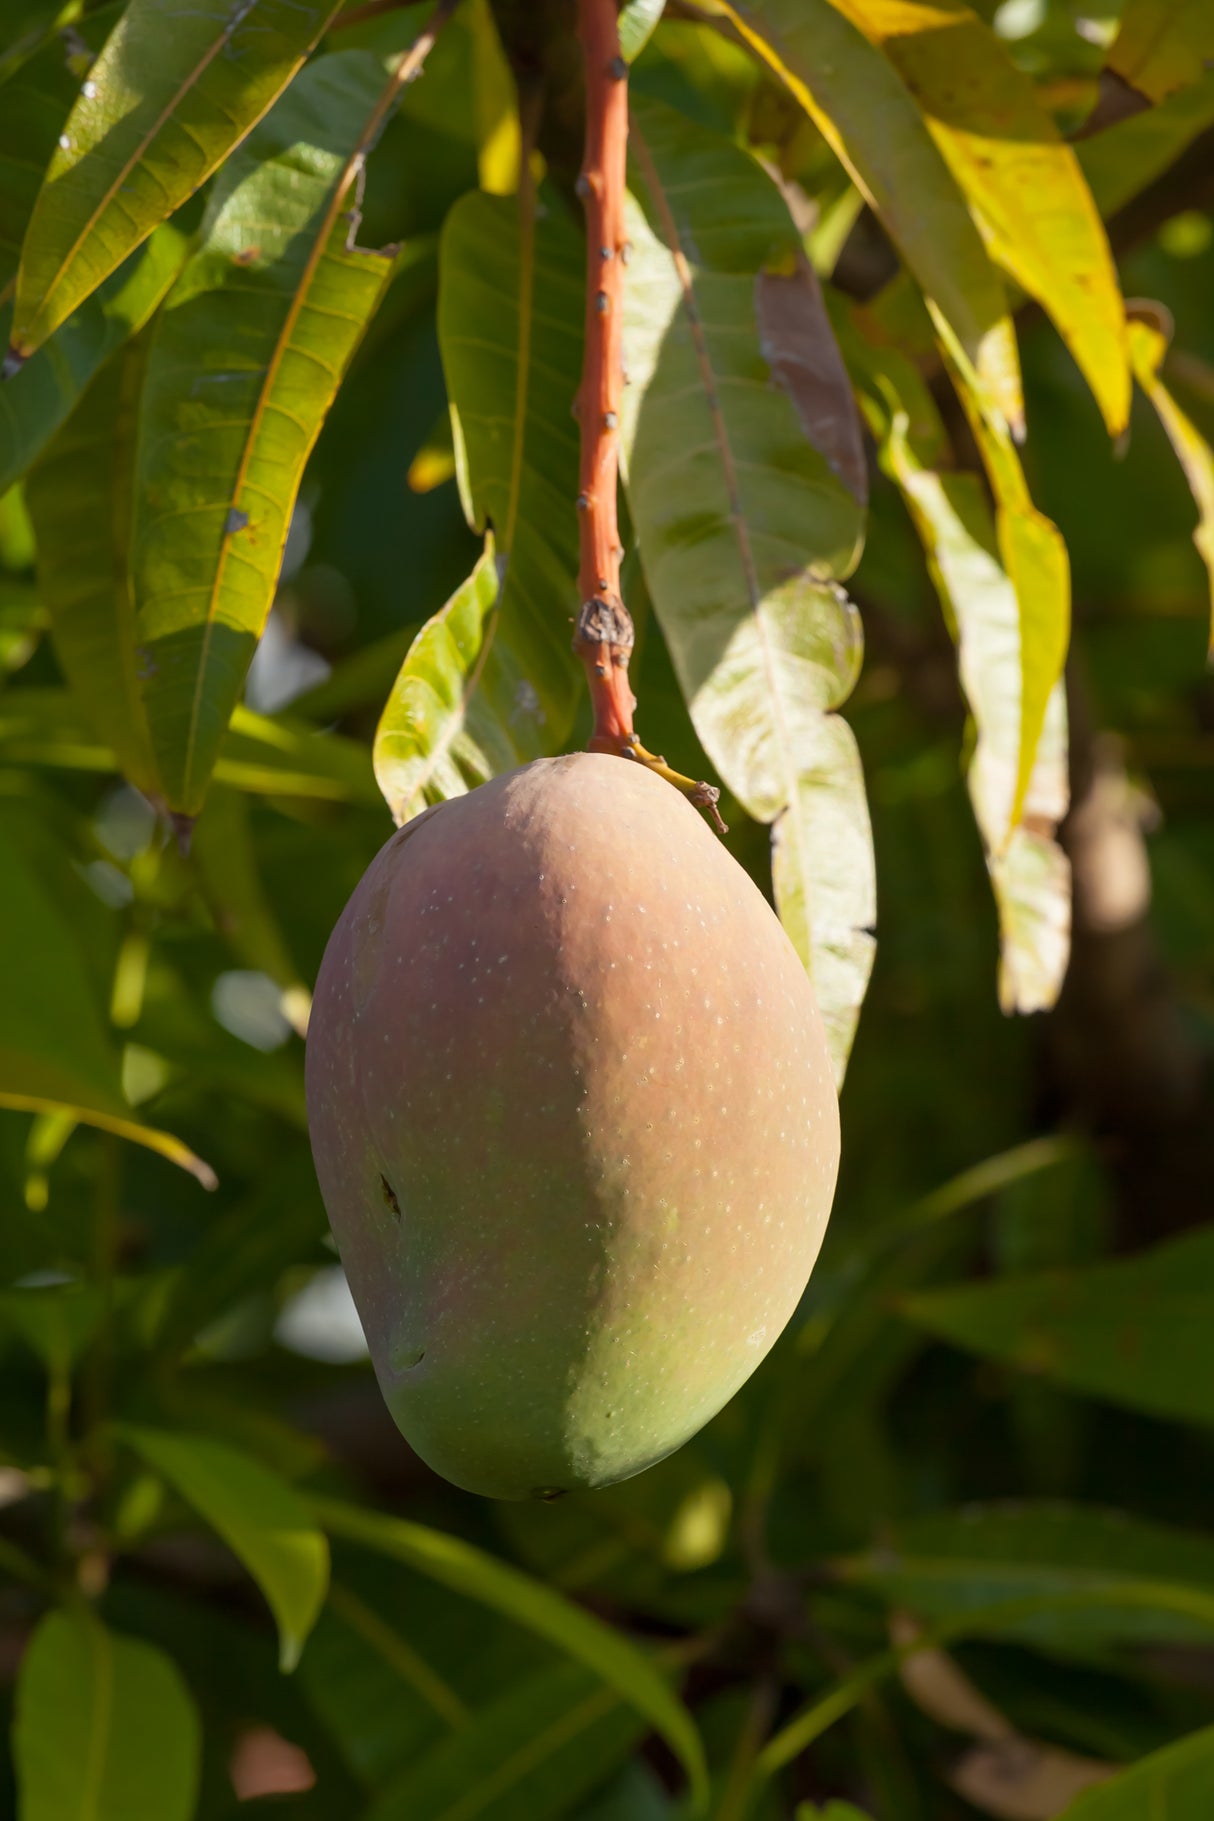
[832,0,1129,436]
[719,0,1022,433]
[842,320,1069,1012]
[1126,305,1214,654]
[1107,0,1214,106]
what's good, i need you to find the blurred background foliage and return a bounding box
[1,0,1214,1815]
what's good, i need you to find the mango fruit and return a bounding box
[305,754,839,1499]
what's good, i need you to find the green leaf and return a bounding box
[1106,0,1214,106]
[131,51,400,817]
[903,1225,1214,1429]
[1,223,186,500]
[829,0,1128,437]
[1127,306,1214,655]
[25,332,159,795]
[14,1608,200,1821]
[837,1503,1214,1651]
[0,804,214,1183]
[621,97,874,1080]
[312,1496,709,1810]
[116,1424,329,1671]
[1077,70,1214,220]
[415,185,583,811]
[1061,1726,1214,1818]
[9,0,346,356]
[366,1661,644,1821]
[718,0,1022,432]
[841,323,1069,1012]
[0,6,119,294]
[190,785,309,1026]
[0,684,381,802]
[374,535,510,821]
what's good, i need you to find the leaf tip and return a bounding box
[1,346,27,381]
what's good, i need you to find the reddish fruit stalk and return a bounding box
[573,0,635,754]
[571,0,726,831]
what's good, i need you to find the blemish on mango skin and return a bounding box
[305,753,840,1502]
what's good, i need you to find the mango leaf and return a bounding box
[903,1225,1214,1429]
[620,0,666,62]
[0,805,214,1183]
[0,6,119,293]
[0,1281,103,1370]
[837,1503,1214,1651]
[383,184,583,820]
[116,1424,329,1671]
[621,96,874,1080]
[944,344,1071,838]
[131,51,401,818]
[1,222,185,500]
[1078,71,1214,220]
[1126,306,1214,654]
[24,333,159,794]
[375,535,511,821]
[313,1496,709,1810]
[828,0,1128,437]
[8,0,346,357]
[1106,0,1214,106]
[841,322,1069,1011]
[0,684,380,802]
[717,0,1022,433]
[14,1608,200,1821]
[1061,1727,1214,1819]
[366,1662,644,1821]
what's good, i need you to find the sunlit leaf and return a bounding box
[131,50,400,817]
[0,803,213,1183]
[1106,0,1214,106]
[375,535,513,821]
[842,323,1069,1011]
[14,1609,200,1821]
[620,0,666,62]
[621,96,874,1079]
[1,222,186,500]
[0,5,119,293]
[943,342,1071,838]
[116,1424,329,1671]
[367,1662,643,1821]
[25,332,159,795]
[9,0,346,355]
[830,0,1128,436]
[1126,305,1214,653]
[717,0,1022,432]
[1061,1726,1214,1818]
[903,1225,1214,1429]
[313,1496,709,1809]
[838,1503,1214,1650]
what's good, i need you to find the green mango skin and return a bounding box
[305,754,839,1499]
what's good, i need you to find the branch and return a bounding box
[572,0,726,833]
